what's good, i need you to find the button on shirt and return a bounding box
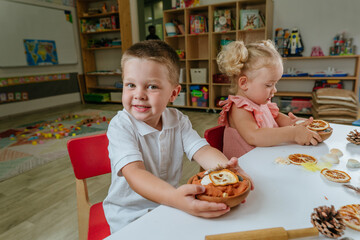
[103,108,208,233]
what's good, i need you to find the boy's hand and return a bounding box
[226,157,254,190]
[172,184,230,218]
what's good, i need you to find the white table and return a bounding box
[106,123,360,240]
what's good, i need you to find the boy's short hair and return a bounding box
[121,40,180,85]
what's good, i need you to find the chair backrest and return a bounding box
[204,125,225,152]
[67,133,111,180]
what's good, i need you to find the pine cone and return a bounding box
[310,205,346,238]
[347,129,360,145]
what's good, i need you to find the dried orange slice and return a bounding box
[288,154,317,165]
[307,119,330,131]
[339,204,360,231]
[320,168,351,183]
[209,169,239,186]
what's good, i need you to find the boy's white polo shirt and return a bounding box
[103,108,208,233]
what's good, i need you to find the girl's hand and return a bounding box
[288,112,313,126]
[171,184,230,218]
[293,121,322,145]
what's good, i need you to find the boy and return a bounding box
[103,40,251,233]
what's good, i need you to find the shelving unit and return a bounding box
[163,0,273,111]
[76,0,132,103]
[274,55,360,115]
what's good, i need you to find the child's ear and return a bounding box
[169,84,182,102]
[238,76,248,90]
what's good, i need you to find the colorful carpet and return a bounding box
[0,109,117,181]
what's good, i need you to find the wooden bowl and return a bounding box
[187,173,251,208]
[318,127,333,141]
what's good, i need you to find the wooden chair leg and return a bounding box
[76,179,91,240]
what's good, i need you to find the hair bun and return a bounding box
[217,41,248,76]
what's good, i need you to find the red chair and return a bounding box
[67,133,111,240]
[204,125,225,152]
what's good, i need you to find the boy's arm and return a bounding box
[192,145,229,170]
[193,146,254,190]
[230,107,321,146]
[121,161,230,218]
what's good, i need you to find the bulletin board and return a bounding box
[0,0,78,67]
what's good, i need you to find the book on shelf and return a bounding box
[190,15,207,34]
[214,9,231,32]
[240,9,260,30]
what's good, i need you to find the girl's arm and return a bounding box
[229,107,322,146]
[122,161,230,218]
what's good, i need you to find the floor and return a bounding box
[0,103,219,240]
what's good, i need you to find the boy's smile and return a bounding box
[122,58,180,130]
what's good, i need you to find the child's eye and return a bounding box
[126,83,135,88]
[148,85,158,90]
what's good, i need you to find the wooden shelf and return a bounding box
[275,92,312,97]
[86,46,122,50]
[281,76,357,80]
[76,0,132,103]
[81,11,119,18]
[237,28,266,33]
[212,30,237,35]
[81,29,120,34]
[164,0,273,110]
[284,55,359,60]
[86,72,122,76]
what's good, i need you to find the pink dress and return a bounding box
[218,95,280,159]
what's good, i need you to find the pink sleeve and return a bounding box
[267,102,279,118]
[218,97,232,126]
[218,95,256,126]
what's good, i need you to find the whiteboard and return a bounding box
[0,0,78,67]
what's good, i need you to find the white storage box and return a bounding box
[173,92,186,106]
[190,68,207,83]
[110,92,122,102]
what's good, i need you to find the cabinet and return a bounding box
[76,0,132,103]
[274,55,360,115]
[163,0,273,110]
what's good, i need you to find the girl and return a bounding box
[217,40,322,158]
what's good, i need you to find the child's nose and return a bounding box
[272,86,277,94]
[135,88,146,100]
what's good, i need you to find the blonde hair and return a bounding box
[217,40,282,94]
[121,40,180,86]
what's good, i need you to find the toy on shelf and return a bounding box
[274,28,290,57]
[287,28,304,57]
[310,67,348,77]
[313,80,343,91]
[190,85,208,107]
[311,46,324,56]
[330,32,356,55]
[213,73,230,83]
[282,67,308,77]
[176,50,185,59]
[215,96,228,107]
[279,97,312,114]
